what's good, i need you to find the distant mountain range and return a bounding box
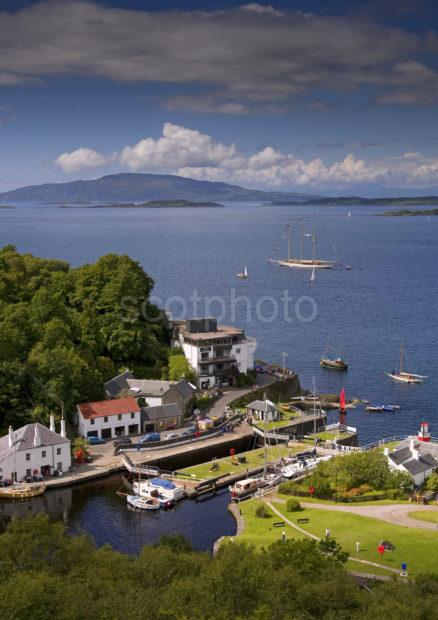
[0,173,317,204]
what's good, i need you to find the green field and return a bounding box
[271,502,438,576]
[176,444,305,481]
[276,493,409,507]
[408,511,438,524]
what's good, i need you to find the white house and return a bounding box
[76,397,141,439]
[246,399,279,423]
[172,317,257,389]
[387,437,438,487]
[0,416,71,483]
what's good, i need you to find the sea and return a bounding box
[1,202,436,550]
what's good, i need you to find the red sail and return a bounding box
[339,387,346,410]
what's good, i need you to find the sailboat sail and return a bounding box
[310,268,316,282]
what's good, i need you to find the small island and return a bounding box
[377,208,438,217]
[0,205,16,209]
[58,199,224,209]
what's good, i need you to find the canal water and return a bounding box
[0,475,237,553]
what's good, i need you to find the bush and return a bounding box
[386,488,407,500]
[255,503,270,519]
[278,481,307,496]
[286,498,303,512]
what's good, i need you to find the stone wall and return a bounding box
[230,374,301,409]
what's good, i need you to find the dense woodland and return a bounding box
[0,514,437,619]
[0,246,169,432]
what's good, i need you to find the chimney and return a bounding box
[49,414,55,433]
[60,418,66,438]
[384,447,389,457]
[33,424,41,448]
[409,437,415,452]
[8,426,13,448]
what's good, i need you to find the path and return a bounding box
[297,501,438,531]
[265,500,401,575]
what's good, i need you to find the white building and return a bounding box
[173,318,257,389]
[76,397,141,439]
[246,399,279,423]
[387,437,438,487]
[0,416,71,483]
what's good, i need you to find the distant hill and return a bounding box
[0,173,316,204]
[272,196,438,207]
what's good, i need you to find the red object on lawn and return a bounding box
[339,388,346,411]
[377,544,385,558]
[230,448,235,456]
[309,486,315,496]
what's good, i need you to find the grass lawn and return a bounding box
[374,441,403,453]
[311,431,351,441]
[276,493,409,507]
[232,500,401,578]
[408,511,438,524]
[272,502,438,576]
[176,444,305,481]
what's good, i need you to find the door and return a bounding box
[128,424,139,435]
[101,428,112,439]
[115,426,126,437]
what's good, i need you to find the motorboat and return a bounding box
[366,403,401,412]
[133,477,185,502]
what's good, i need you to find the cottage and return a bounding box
[172,317,257,389]
[141,403,183,433]
[0,416,71,483]
[246,399,279,423]
[387,437,438,487]
[76,397,141,440]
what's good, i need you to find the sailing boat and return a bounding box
[386,342,427,384]
[236,265,248,279]
[320,340,348,370]
[310,268,316,283]
[269,224,336,269]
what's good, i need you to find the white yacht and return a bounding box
[270,224,336,269]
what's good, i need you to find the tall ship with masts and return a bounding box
[270,224,337,269]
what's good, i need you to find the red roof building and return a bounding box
[78,397,140,420]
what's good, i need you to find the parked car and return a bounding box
[162,432,179,441]
[181,429,193,436]
[87,436,106,445]
[113,437,132,447]
[139,432,161,443]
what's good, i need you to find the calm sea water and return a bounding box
[1,203,437,445]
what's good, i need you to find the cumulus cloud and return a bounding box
[56,123,438,189]
[0,1,436,108]
[55,147,107,173]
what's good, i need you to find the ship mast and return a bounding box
[300,223,304,259]
[287,225,291,261]
[400,341,404,374]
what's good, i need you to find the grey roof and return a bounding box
[105,370,134,398]
[127,379,173,397]
[172,380,196,398]
[0,423,69,462]
[247,399,277,413]
[142,403,182,421]
[403,453,438,475]
[389,447,412,466]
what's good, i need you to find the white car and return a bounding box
[162,432,179,441]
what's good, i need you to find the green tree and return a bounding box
[168,353,195,381]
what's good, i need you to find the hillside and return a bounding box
[0,173,315,203]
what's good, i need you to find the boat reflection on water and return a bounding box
[0,486,72,529]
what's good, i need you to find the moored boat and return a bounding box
[0,483,46,500]
[320,340,348,370]
[386,343,427,384]
[269,224,336,269]
[126,494,160,511]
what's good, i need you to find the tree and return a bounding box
[168,353,195,382]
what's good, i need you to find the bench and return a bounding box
[297,518,309,524]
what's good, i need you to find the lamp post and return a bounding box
[282,352,288,376]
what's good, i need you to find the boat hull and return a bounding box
[127,495,160,511]
[271,258,336,269]
[0,484,46,500]
[320,357,348,370]
[386,373,423,384]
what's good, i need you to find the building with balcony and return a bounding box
[172,317,257,389]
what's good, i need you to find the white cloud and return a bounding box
[55,147,107,173]
[56,123,438,189]
[119,123,243,171]
[239,4,283,17]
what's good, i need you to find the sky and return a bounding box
[2,0,438,194]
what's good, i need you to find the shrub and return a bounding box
[278,481,307,496]
[386,488,407,500]
[286,498,303,512]
[255,503,270,519]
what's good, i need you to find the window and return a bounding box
[56,448,61,455]
[117,414,122,421]
[130,412,135,419]
[26,453,30,461]
[104,416,108,423]
[26,469,31,477]
[90,418,95,425]
[42,451,46,458]
[236,348,241,354]
[158,420,164,429]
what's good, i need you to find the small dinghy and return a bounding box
[126,495,160,511]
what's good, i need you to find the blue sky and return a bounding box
[2,0,438,194]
